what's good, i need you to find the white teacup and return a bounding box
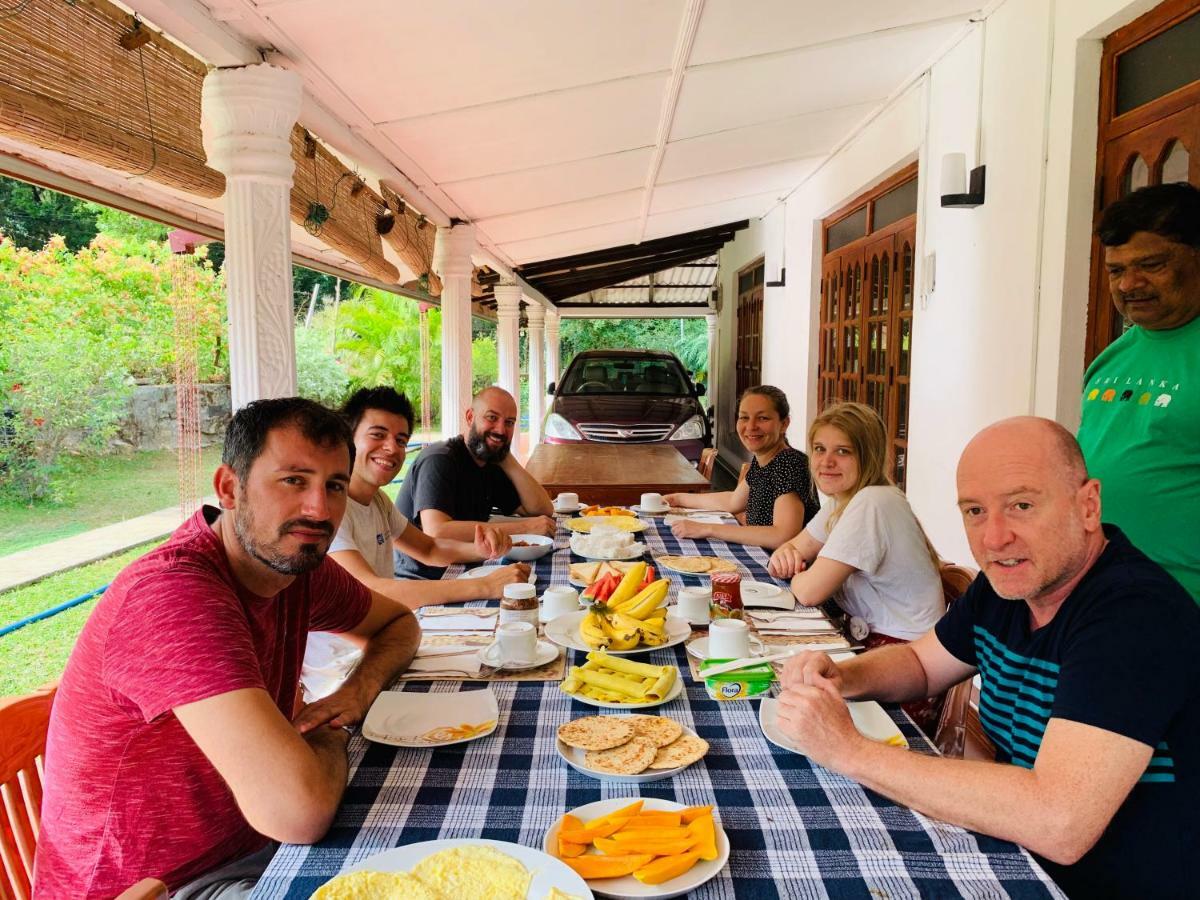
[555,492,580,510]
[640,492,667,511]
[676,586,711,623]
[708,618,763,659]
[492,621,537,665]
[540,586,580,622]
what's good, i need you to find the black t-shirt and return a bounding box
[935,525,1200,898]
[744,446,819,528]
[393,436,520,579]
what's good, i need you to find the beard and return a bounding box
[232,499,332,576]
[466,422,511,464]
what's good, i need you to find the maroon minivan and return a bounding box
[543,349,711,464]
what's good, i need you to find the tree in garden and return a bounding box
[0,178,99,252]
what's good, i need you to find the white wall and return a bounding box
[710,0,1161,565]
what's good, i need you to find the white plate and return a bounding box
[479,639,560,671]
[543,798,729,899]
[555,720,698,783]
[739,585,796,614]
[545,611,692,655]
[570,544,647,562]
[339,838,593,899]
[554,503,585,515]
[564,675,684,711]
[505,534,556,561]
[759,696,908,751]
[460,564,538,583]
[362,688,499,747]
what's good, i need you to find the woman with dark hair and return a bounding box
[665,385,819,550]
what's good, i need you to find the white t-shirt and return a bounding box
[806,485,944,640]
[329,491,410,577]
[302,492,410,700]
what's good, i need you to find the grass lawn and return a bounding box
[0,541,161,696]
[0,445,223,555]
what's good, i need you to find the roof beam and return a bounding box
[636,0,705,244]
[536,247,725,293]
[517,221,747,277]
[555,305,712,318]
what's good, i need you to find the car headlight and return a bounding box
[544,413,581,439]
[672,415,705,441]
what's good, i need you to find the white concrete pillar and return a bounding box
[432,223,476,437]
[706,313,718,410]
[493,281,523,443]
[545,308,561,389]
[201,64,302,411]
[525,302,546,446]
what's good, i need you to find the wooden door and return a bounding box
[1087,0,1200,363]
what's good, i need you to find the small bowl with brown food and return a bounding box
[504,533,556,561]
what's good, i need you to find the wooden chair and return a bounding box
[0,682,57,900]
[115,878,169,900]
[697,447,718,482]
[933,564,997,760]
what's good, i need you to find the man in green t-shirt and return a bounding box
[1078,183,1200,600]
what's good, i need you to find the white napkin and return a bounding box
[754,617,842,634]
[749,607,826,621]
[418,614,497,632]
[402,644,482,677]
[664,514,726,526]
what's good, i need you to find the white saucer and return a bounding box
[631,503,670,516]
[478,639,559,671]
[554,503,584,515]
[685,635,765,660]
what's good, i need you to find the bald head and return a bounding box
[471,386,517,418]
[960,417,1088,492]
[956,416,1104,606]
[464,386,517,463]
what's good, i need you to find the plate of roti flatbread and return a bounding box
[555,714,709,783]
[655,554,739,575]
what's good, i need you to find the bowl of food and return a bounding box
[504,533,555,561]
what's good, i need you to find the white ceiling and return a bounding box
[141,0,981,269]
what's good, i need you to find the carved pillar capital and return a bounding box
[201,64,302,184]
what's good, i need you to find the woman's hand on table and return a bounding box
[767,543,807,578]
[662,492,687,507]
[670,518,712,540]
[776,678,863,769]
[523,515,558,537]
[482,563,531,596]
[474,524,511,560]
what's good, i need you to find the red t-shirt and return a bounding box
[33,507,372,898]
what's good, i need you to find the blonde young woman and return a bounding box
[767,402,944,644]
[665,385,819,550]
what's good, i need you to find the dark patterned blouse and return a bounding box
[744,446,819,527]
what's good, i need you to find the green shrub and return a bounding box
[294,325,350,408]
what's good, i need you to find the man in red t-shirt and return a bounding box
[34,398,421,899]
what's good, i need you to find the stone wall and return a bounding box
[118,383,231,451]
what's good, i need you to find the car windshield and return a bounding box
[560,357,691,395]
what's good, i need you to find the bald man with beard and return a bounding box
[394,387,555,580]
[774,417,1200,898]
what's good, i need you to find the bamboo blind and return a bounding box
[289,127,398,284]
[0,0,222,196]
[0,0,413,285]
[380,183,441,295]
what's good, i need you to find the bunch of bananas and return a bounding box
[579,562,671,651]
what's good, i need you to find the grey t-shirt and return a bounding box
[394,436,521,579]
[330,491,409,578]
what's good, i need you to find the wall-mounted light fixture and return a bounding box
[940,152,986,208]
[765,266,786,288]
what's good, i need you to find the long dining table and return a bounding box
[251,515,1064,899]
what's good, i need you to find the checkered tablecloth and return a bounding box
[251,518,1063,899]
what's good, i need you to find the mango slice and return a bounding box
[679,805,714,824]
[633,852,702,885]
[686,813,718,861]
[563,854,656,880]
